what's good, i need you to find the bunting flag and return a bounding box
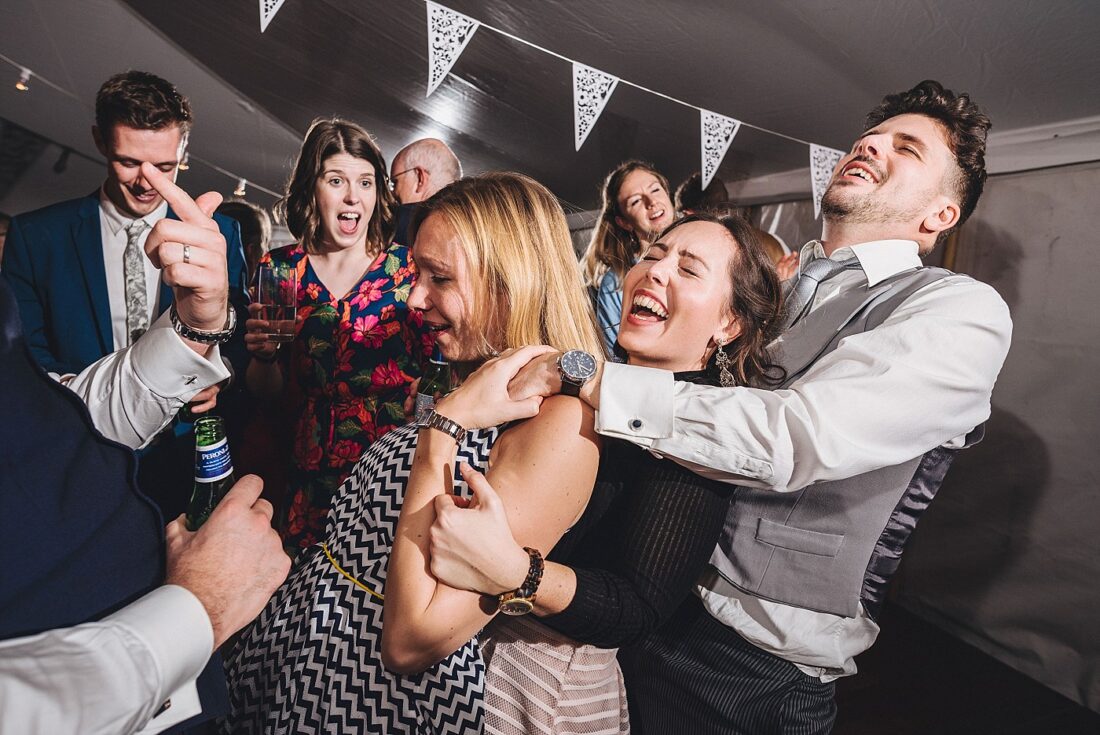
[810,144,845,218]
[573,63,619,151]
[700,110,742,190]
[426,1,480,96]
[259,0,285,32]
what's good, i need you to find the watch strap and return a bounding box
[419,409,467,444]
[560,378,582,397]
[497,547,543,615]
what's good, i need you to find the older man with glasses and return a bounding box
[388,138,462,244]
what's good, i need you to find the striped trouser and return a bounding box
[618,595,836,735]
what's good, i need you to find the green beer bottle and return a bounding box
[185,416,237,530]
[415,347,452,423]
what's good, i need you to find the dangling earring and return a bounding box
[714,341,736,387]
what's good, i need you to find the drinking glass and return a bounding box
[257,263,298,343]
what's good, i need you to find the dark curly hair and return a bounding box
[864,80,991,233]
[655,212,786,388]
[277,118,395,255]
[95,71,192,138]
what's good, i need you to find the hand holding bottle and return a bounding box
[166,474,290,650]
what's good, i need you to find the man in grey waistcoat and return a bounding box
[422,80,1013,734]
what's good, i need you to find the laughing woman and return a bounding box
[245,118,431,553]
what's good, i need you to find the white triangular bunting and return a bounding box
[810,144,845,218]
[573,63,619,151]
[426,1,480,97]
[259,0,285,32]
[700,110,742,190]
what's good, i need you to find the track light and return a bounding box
[233,178,248,197]
[178,153,190,171]
[15,68,30,92]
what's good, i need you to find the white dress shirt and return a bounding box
[99,190,168,351]
[596,238,1013,679]
[0,325,229,733]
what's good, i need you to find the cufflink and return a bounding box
[153,699,172,718]
[629,418,644,431]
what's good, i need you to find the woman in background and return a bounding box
[581,160,675,355]
[245,118,430,553]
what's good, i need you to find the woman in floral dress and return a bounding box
[245,118,431,553]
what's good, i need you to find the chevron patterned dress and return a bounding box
[223,423,498,734]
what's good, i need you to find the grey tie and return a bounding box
[123,220,150,345]
[781,256,861,330]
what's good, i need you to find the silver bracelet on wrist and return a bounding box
[170,304,237,344]
[418,409,467,444]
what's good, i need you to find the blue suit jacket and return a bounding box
[1,190,249,375]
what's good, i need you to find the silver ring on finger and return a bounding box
[182,243,192,264]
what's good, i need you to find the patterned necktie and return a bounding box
[123,220,150,345]
[781,256,861,330]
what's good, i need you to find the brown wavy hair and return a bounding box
[657,212,786,388]
[581,160,671,288]
[95,71,192,138]
[864,80,991,237]
[277,118,395,254]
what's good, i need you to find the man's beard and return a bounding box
[821,181,935,226]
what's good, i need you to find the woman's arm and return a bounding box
[382,395,600,674]
[427,445,733,648]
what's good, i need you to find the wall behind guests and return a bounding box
[895,160,1100,713]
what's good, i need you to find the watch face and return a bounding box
[499,597,535,616]
[560,350,597,382]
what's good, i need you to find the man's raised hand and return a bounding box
[140,162,229,333]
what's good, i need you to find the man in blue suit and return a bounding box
[3,70,250,518]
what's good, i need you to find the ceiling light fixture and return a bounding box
[15,68,30,92]
[178,153,190,171]
[233,178,248,197]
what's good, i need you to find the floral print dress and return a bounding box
[262,242,432,552]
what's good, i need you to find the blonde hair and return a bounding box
[411,172,603,357]
[581,160,671,288]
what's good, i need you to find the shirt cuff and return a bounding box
[130,311,231,401]
[594,362,674,442]
[104,585,214,700]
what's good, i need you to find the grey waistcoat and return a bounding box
[709,265,983,620]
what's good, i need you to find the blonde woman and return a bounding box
[581,160,675,355]
[224,173,606,734]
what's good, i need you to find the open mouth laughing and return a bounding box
[628,291,669,322]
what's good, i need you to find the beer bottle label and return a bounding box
[195,437,234,483]
[415,392,435,424]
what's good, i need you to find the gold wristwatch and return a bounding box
[497,547,544,616]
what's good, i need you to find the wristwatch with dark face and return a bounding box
[557,350,597,397]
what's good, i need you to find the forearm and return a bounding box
[63,311,230,449]
[0,585,212,735]
[597,279,1012,490]
[385,429,488,671]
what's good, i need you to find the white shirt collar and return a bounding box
[799,239,921,287]
[99,186,168,236]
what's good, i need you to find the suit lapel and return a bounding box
[72,194,113,354]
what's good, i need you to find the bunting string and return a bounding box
[422,1,845,215]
